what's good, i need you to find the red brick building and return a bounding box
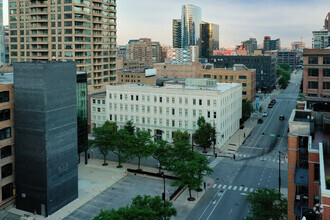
[288,109,330,219]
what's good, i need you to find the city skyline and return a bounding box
[2,0,329,48]
[114,0,329,48]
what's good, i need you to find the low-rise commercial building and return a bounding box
[209,55,277,92]
[0,73,14,208]
[154,62,202,78]
[91,79,242,148]
[287,108,330,220]
[278,51,297,69]
[117,69,156,86]
[303,49,330,100]
[201,64,256,101]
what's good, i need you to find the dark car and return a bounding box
[268,104,273,108]
[258,119,263,124]
[279,115,285,120]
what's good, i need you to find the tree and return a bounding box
[111,129,134,168]
[89,121,117,166]
[172,130,190,144]
[93,195,177,220]
[279,63,290,72]
[242,99,254,117]
[124,120,135,135]
[246,188,287,219]
[130,131,154,170]
[171,152,212,201]
[152,140,173,173]
[193,116,216,153]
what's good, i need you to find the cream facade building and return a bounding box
[91,79,242,148]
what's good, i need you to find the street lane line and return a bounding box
[217,184,222,189]
[233,186,237,190]
[222,185,227,189]
[241,193,247,196]
[198,186,226,220]
[228,185,232,190]
[244,187,248,192]
[239,186,243,191]
[212,184,217,188]
[206,190,227,220]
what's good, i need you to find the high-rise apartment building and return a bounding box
[263,36,280,51]
[313,13,330,49]
[0,0,4,64]
[200,22,219,58]
[172,19,181,48]
[14,62,78,216]
[128,38,163,68]
[181,4,201,48]
[8,0,117,90]
[243,38,257,54]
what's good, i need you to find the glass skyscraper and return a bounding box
[200,22,219,58]
[172,19,181,48]
[181,4,201,48]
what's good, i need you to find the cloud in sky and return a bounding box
[3,0,329,48]
[116,0,330,48]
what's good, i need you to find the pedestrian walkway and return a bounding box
[208,157,223,168]
[211,183,254,194]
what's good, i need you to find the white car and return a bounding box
[262,112,268,117]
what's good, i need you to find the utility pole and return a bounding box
[162,172,166,208]
[278,151,281,199]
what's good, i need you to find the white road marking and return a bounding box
[233,186,237,190]
[217,184,222,189]
[241,193,247,196]
[244,187,248,192]
[250,188,254,192]
[222,185,227,189]
[228,185,232,190]
[206,190,227,220]
[239,186,243,191]
[212,184,217,188]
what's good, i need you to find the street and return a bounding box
[187,70,302,220]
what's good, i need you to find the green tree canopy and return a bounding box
[93,195,177,220]
[123,120,135,135]
[173,130,190,144]
[130,130,154,170]
[193,116,216,153]
[242,99,254,117]
[89,121,117,165]
[152,140,173,173]
[111,129,134,168]
[246,188,287,219]
[171,152,212,201]
[279,63,290,72]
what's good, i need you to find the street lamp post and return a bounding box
[161,172,166,208]
[278,151,281,199]
[191,134,194,152]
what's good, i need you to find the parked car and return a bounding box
[271,99,276,104]
[262,112,268,117]
[268,104,273,108]
[279,115,285,120]
[258,119,263,124]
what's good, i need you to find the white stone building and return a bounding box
[90,79,242,148]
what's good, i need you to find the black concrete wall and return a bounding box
[14,62,78,216]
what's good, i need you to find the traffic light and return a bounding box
[262,132,265,136]
[277,134,280,139]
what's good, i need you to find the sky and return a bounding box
[3,0,330,48]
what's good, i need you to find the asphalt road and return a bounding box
[187,70,302,220]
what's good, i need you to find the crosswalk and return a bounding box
[235,154,286,164]
[208,157,223,168]
[211,183,254,194]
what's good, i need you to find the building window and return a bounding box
[242,91,247,95]
[204,74,211,78]
[308,57,318,64]
[314,164,320,182]
[136,95,139,101]
[239,75,247,80]
[172,120,175,127]
[193,99,196,105]
[159,97,162,103]
[308,69,319,77]
[172,108,175,115]
[308,81,318,89]
[214,75,217,79]
[131,95,134,101]
[207,111,210,118]
[324,69,330,77]
[230,76,233,80]
[0,128,11,140]
[172,97,175,104]
[323,82,330,90]
[214,112,217,119]
[242,83,247,87]
[0,109,10,122]
[1,146,12,159]
[2,183,14,201]
[120,94,122,100]
[323,57,330,64]
[1,163,13,179]
[199,99,202,105]
[207,100,210,106]
[0,91,9,103]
